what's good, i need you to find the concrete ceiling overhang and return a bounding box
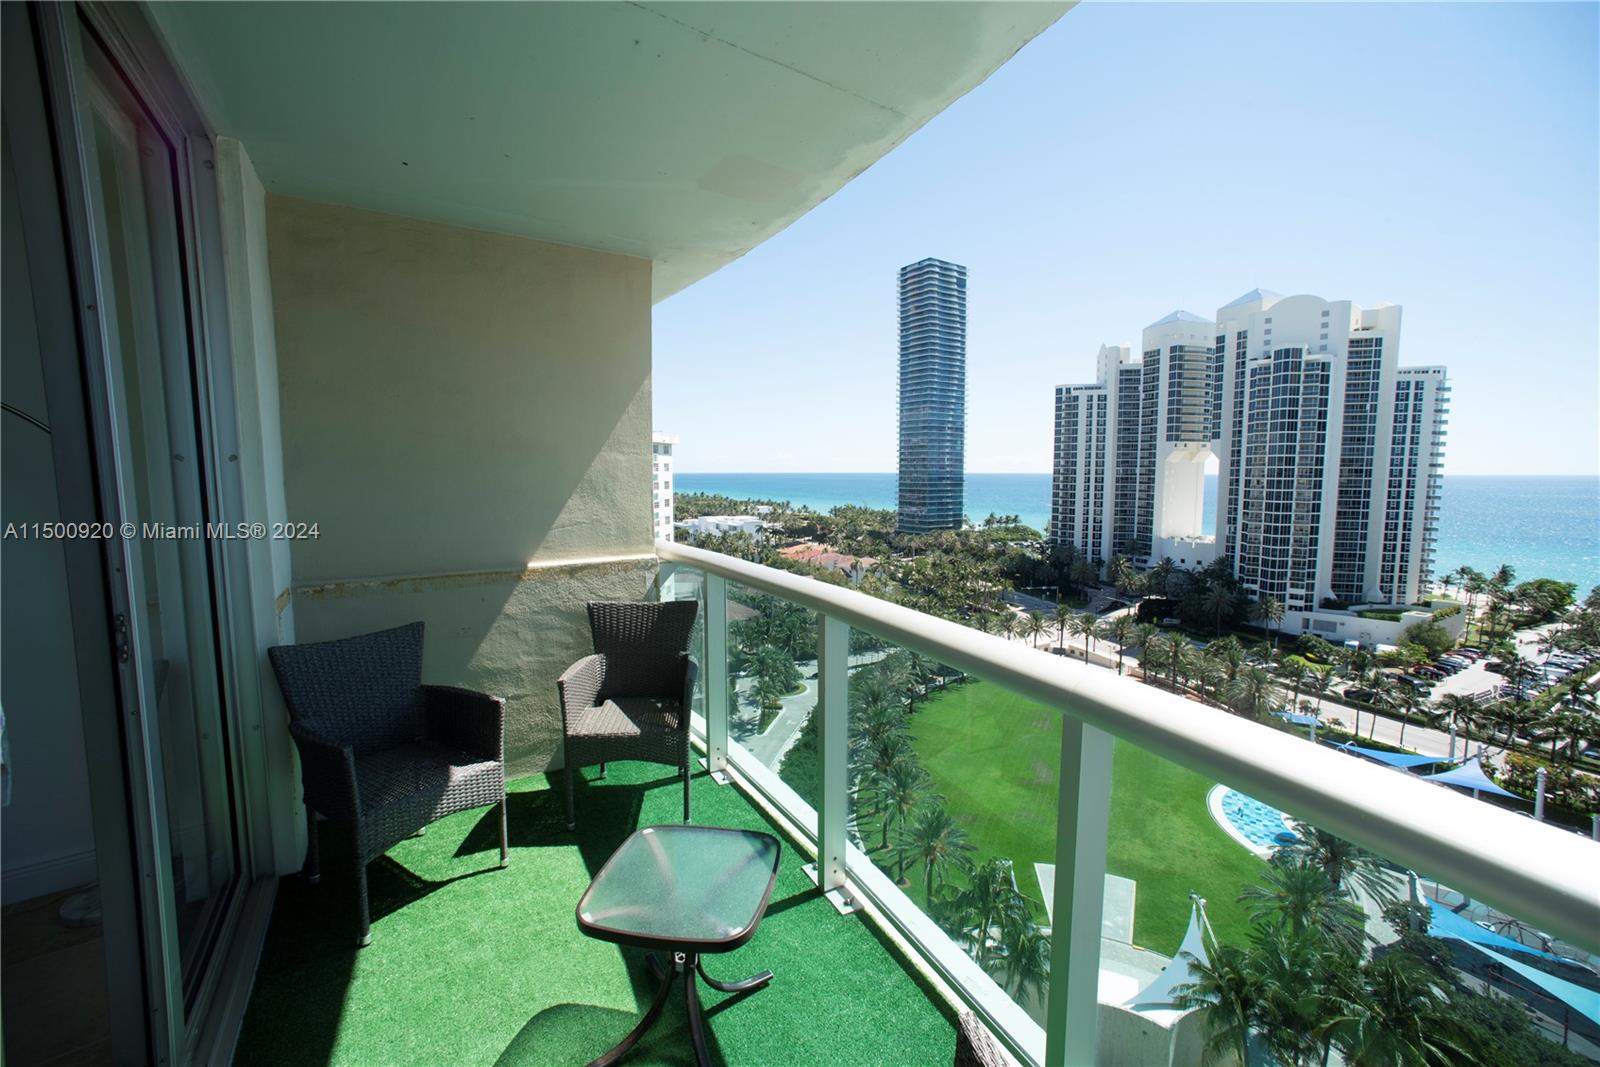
[150,1,1069,301]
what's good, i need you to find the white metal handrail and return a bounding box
[659,539,1600,955]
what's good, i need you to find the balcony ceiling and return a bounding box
[150,2,1069,301]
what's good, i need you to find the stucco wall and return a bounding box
[267,197,654,772]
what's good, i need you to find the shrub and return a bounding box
[1501,753,1599,814]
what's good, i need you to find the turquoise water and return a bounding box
[1218,789,1296,850]
[675,472,1600,591]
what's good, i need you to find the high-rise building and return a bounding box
[897,258,967,533]
[1050,291,1449,627]
[651,432,677,542]
[1050,345,1131,564]
[1142,310,1220,566]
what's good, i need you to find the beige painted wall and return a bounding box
[267,197,655,772]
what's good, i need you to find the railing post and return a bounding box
[1043,719,1112,1067]
[807,612,859,913]
[702,573,730,784]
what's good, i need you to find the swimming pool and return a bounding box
[1210,786,1297,855]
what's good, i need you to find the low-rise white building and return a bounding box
[675,515,765,540]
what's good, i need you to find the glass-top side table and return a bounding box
[576,825,782,1067]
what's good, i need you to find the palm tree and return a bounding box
[1208,635,1246,685]
[907,804,974,905]
[1069,611,1098,662]
[1483,601,1512,643]
[1108,555,1136,596]
[1251,595,1286,650]
[1175,644,1202,698]
[1025,610,1048,648]
[877,761,928,877]
[1393,685,1427,748]
[1148,632,1185,692]
[1202,580,1238,636]
[943,858,1023,966]
[1247,922,1349,1067]
[1229,665,1275,720]
[1335,953,1482,1066]
[997,912,1051,1005]
[1140,639,1171,687]
[1458,566,1487,632]
[904,651,939,707]
[1280,658,1310,712]
[1052,602,1073,650]
[1278,826,1396,906]
[1150,556,1177,597]
[1433,692,1478,752]
[1102,614,1136,675]
[1171,941,1259,1067]
[1005,611,1026,642]
[1192,657,1225,707]
[1308,666,1334,716]
[1239,857,1365,953]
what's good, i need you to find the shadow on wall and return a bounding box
[265,197,657,774]
[292,556,658,774]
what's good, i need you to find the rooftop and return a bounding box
[1219,287,1283,309]
[1146,309,1210,327]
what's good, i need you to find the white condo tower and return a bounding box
[1050,290,1449,630]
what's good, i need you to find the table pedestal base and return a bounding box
[586,951,773,1067]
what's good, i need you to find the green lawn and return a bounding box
[903,681,1263,955]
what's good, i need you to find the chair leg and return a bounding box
[597,761,607,780]
[353,846,372,948]
[682,757,691,824]
[565,763,577,832]
[498,796,510,867]
[304,804,321,884]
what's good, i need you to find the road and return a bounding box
[731,650,888,767]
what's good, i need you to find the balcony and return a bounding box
[232,542,1600,1066]
[235,764,954,1066]
[7,5,1596,1065]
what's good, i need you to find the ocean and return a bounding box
[674,472,1600,592]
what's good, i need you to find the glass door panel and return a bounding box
[83,43,239,1002]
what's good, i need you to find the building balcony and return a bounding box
[223,541,1600,1066]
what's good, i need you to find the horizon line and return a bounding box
[672,470,1600,479]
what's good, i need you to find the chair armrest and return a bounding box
[954,1011,1018,1067]
[288,722,359,822]
[422,684,505,763]
[557,654,605,731]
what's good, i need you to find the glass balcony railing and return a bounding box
[654,540,1600,1066]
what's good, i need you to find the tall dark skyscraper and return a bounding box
[897,258,967,533]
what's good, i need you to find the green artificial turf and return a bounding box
[236,763,954,1066]
[905,682,1263,955]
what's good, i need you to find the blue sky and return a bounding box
[654,2,1599,476]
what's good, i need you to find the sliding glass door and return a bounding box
[79,35,242,1003]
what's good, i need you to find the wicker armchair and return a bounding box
[268,621,507,946]
[557,600,699,830]
[954,1011,1019,1067]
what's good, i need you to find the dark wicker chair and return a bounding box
[557,600,699,830]
[954,1011,1018,1067]
[268,621,508,946]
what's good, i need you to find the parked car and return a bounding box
[1344,687,1378,703]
